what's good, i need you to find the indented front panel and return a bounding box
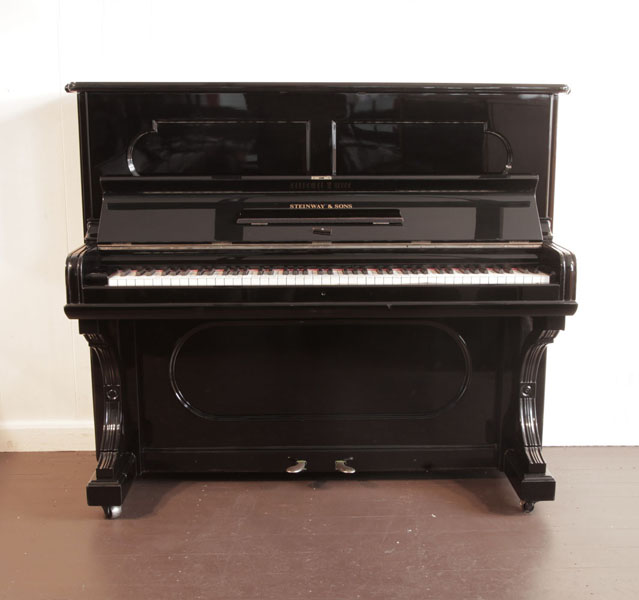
[136,319,512,470]
[335,122,488,175]
[129,120,310,176]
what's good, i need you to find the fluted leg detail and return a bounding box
[518,329,559,473]
[84,333,123,478]
[83,332,135,510]
[504,328,561,506]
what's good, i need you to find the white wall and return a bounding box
[0,0,637,450]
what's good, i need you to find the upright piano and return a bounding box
[64,82,577,518]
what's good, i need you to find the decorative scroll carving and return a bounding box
[84,333,122,479]
[518,329,559,472]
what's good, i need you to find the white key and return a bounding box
[492,270,508,285]
[328,272,340,286]
[366,271,376,285]
[518,269,534,285]
[452,268,464,285]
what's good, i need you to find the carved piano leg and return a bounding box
[83,332,136,518]
[504,329,560,511]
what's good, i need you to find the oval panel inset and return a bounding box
[169,322,471,422]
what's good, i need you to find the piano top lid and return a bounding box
[65,82,570,94]
[70,82,568,232]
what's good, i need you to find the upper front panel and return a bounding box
[71,85,561,235]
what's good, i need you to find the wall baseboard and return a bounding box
[0,421,633,452]
[0,420,95,452]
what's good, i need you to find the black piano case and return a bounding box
[64,83,576,518]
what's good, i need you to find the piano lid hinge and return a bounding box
[540,217,553,241]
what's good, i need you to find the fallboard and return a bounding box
[97,176,542,244]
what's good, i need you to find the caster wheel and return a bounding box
[103,505,122,519]
[521,500,535,513]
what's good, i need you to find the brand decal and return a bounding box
[289,203,353,209]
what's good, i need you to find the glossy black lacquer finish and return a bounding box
[64,83,576,516]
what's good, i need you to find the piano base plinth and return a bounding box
[503,449,556,505]
[86,452,137,513]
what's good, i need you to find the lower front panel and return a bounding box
[131,318,523,474]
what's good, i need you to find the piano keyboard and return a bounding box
[107,266,550,287]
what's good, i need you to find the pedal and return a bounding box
[286,459,307,474]
[335,459,356,474]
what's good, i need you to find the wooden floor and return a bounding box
[0,448,638,600]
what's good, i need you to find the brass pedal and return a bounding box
[286,459,307,474]
[335,459,356,474]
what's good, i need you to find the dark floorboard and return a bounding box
[1,448,638,599]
